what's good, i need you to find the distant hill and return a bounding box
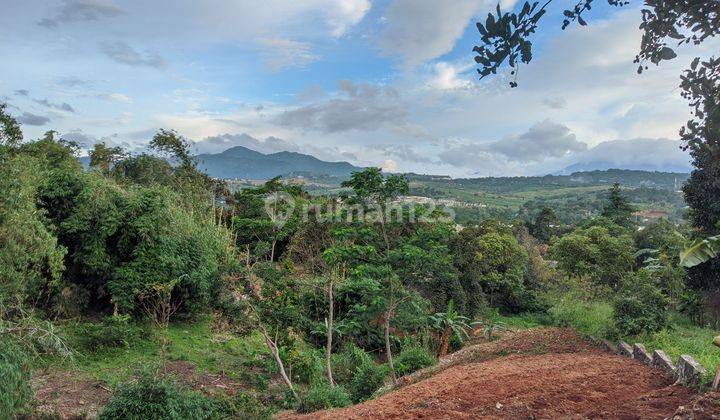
[561,161,692,174]
[407,169,689,193]
[195,146,362,180]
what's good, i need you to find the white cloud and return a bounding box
[256,38,321,72]
[427,61,474,90]
[97,92,132,103]
[276,80,408,133]
[380,159,399,172]
[325,0,371,37]
[378,0,517,66]
[193,133,300,155]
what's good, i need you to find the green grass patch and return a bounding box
[498,312,551,329]
[52,316,269,388]
[631,314,720,373]
[548,298,616,339]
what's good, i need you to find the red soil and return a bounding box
[282,328,720,420]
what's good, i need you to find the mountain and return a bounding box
[195,146,362,179]
[561,161,692,174]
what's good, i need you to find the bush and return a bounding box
[348,360,388,403]
[331,343,372,386]
[72,315,143,352]
[549,298,616,338]
[614,270,668,335]
[0,335,32,417]
[301,383,351,413]
[214,391,273,419]
[99,376,218,420]
[394,346,436,377]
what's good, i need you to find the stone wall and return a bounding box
[590,336,709,388]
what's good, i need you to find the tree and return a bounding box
[530,207,561,243]
[149,129,194,169]
[340,167,409,383]
[550,225,635,288]
[89,142,126,174]
[428,300,474,357]
[602,183,634,226]
[0,103,22,148]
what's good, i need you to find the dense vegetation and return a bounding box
[1,96,719,418]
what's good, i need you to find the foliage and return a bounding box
[613,270,669,335]
[429,300,475,357]
[347,360,388,403]
[601,183,634,227]
[99,375,219,420]
[70,315,143,352]
[451,225,534,314]
[550,224,634,288]
[680,235,719,268]
[330,343,388,403]
[0,334,32,417]
[529,207,562,243]
[472,0,718,86]
[213,391,273,419]
[89,143,127,174]
[394,345,436,376]
[301,382,351,413]
[0,103,23,148]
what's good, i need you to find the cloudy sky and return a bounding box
[2,0,714,176]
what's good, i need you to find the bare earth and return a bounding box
[281,328,720,419]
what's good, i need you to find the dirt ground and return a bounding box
[282,328,720,420]
[31,360,243,419]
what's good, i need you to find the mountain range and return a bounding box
[195,146,361,179]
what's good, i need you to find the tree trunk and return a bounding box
[270,239,276,262]
[384,312,397,383]
[326,276,335,386]
[439,327,451,358]
[261,327,298,401]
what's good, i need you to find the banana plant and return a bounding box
[680,235,720,268]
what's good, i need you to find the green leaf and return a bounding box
[680,236,720,268]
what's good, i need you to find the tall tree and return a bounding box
[89,142,126,174]
[602,183,634,226]
[341,167,409,383]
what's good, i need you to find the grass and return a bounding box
[547,298,616,339]
[632,314,720,373]
[50,316,269,388]
[498,312,550,329]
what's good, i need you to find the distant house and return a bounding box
[632,210,669,222]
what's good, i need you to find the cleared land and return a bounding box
[281,328,720,419]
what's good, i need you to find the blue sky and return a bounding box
[2,0,713,176]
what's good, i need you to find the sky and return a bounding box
[1,0,714,177]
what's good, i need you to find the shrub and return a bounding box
[214,391,273,419]
[549,298,616,338]
[301,383,351,413]
[72,315,143,352]
[99,376,218,420]
[348,360,388,403]
[614,270,669,335]
[0,335,32,417]
[394,346,436,377]
[331,343,372,386]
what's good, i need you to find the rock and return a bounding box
[633,343,652,365]
[652,350,676,373]
[675,355,707,387]
[601,339,616,353]
[617,340,633,358]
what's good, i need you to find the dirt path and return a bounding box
[282,329,718,419]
